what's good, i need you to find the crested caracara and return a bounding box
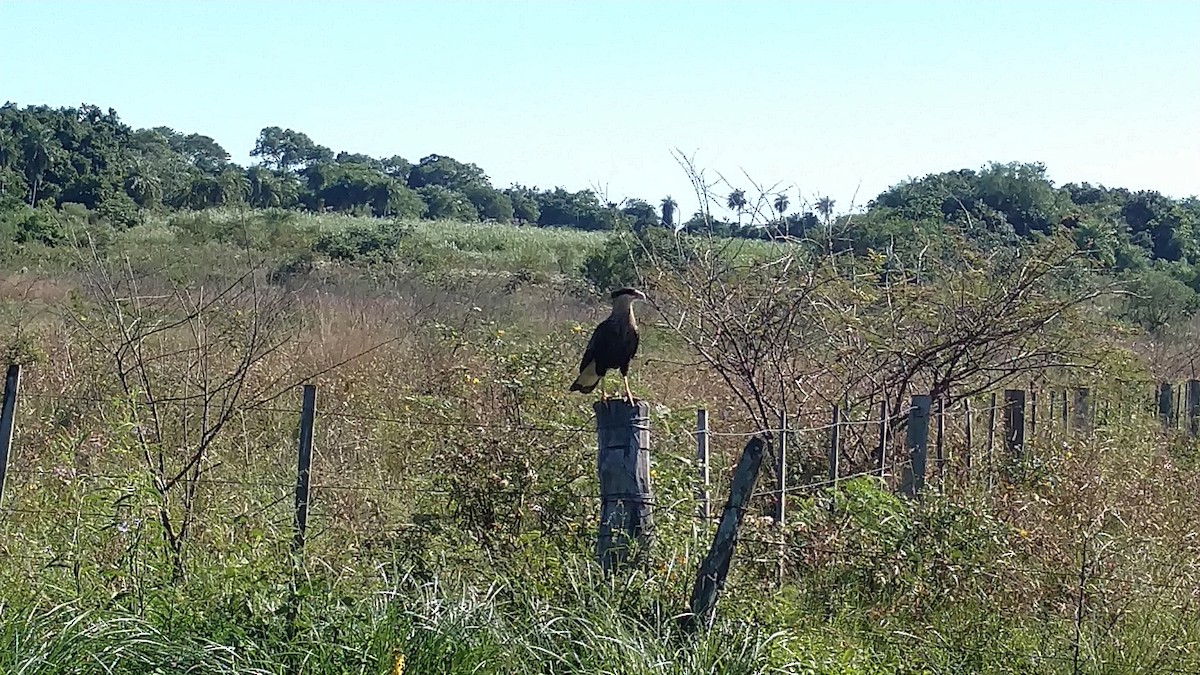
[570,287,647,403]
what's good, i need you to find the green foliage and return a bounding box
[312,219,411,262]
[0,202,63,245]
[1121,263,1200,333]
[419,185,479,221]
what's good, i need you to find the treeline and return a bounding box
[0,101,699,235]
[3,101,1200,327]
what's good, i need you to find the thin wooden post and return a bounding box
[292,383,316,554]
[696,408,710,521]
[963,398,974,475]
[876,398,890,477]
[0,365,21,507]
[1187,380,1200,437]
[828,403,841,512]
[1060,388,1068,427]
[934,397,945,480]
[986,392,998,474]
[1050,390,1059,432]
[683,436,766,631]
[774,413,787,586]
[1158,382,1174,430]
[595,399,655,573]
[1030,390,1038,438]
[900,395,931,499]
[774,413,787,525]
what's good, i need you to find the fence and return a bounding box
[1,363,1199,668]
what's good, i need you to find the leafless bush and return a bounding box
[66,240,300,580]
[633,156,1121,461]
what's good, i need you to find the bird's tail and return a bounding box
[570,362,600,393]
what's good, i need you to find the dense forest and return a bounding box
[2,100,1199,330]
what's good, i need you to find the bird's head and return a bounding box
[611,286,647,306]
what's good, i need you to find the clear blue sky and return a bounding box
[2,0,1197,218]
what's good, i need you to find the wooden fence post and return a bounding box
[1187,381,1200,437]
[774,413,787,587]
[900,395,931,499]
[1175,386,1183,429]
[683,436,766,632]
[1158,382,1174,430]
[1030,390,1038,438]
[0,364,21,508]
[696,408,710,521]
[1073,387,1091,434]
[292,383,316,554]
[774,412,787,526]
[828,403,841,513]
[595,399,654,573]
[934,397,945,480]
[1004,389,1026,462]
[1060,388,1068,428]
[876,398,890,477]
[964,398,974,476]
[986,392,998,476]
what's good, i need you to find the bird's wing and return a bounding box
[579,317,609,371]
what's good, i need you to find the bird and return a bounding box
[570,286,647,404]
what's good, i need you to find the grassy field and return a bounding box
[0,208,1198,673]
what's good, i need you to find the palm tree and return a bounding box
[773,193,790,220]
[816,196,836,225]
[661,195,678,229]
[22,127,54,205]
[726,189,747,226]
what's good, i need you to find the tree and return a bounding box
[173,133,230,173]
[251,126,332,173]
[621,198,659,231]
[418,185,478,221]
[406,154,490,192]
[773,193,789,220]
[660,196,678,229]
[464,185,514,222]
[505,185,540,223]
[380,155,412,181]
[726,189,747,225]
[816,196,836,225]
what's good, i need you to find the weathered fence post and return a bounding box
[1030,390,1038,438]
[292,383,316,554]
[986,392,998,476]
[828,402,842,513]
[1004,389,1026,462]
[964,398,974,475]
[0,364,21,507]
[900,395,931,499]
[595,399,654,573]
[1158,382,1174,430]
[1073,387,1091,434]
[774,412,787,526]
[1187,380,1200,436]
[683,436,766,632]
[774,412,788,587]
[934,397,945,480]
[1060,388,1068,428]
[696,408,710,521]
[876,398,890,477]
